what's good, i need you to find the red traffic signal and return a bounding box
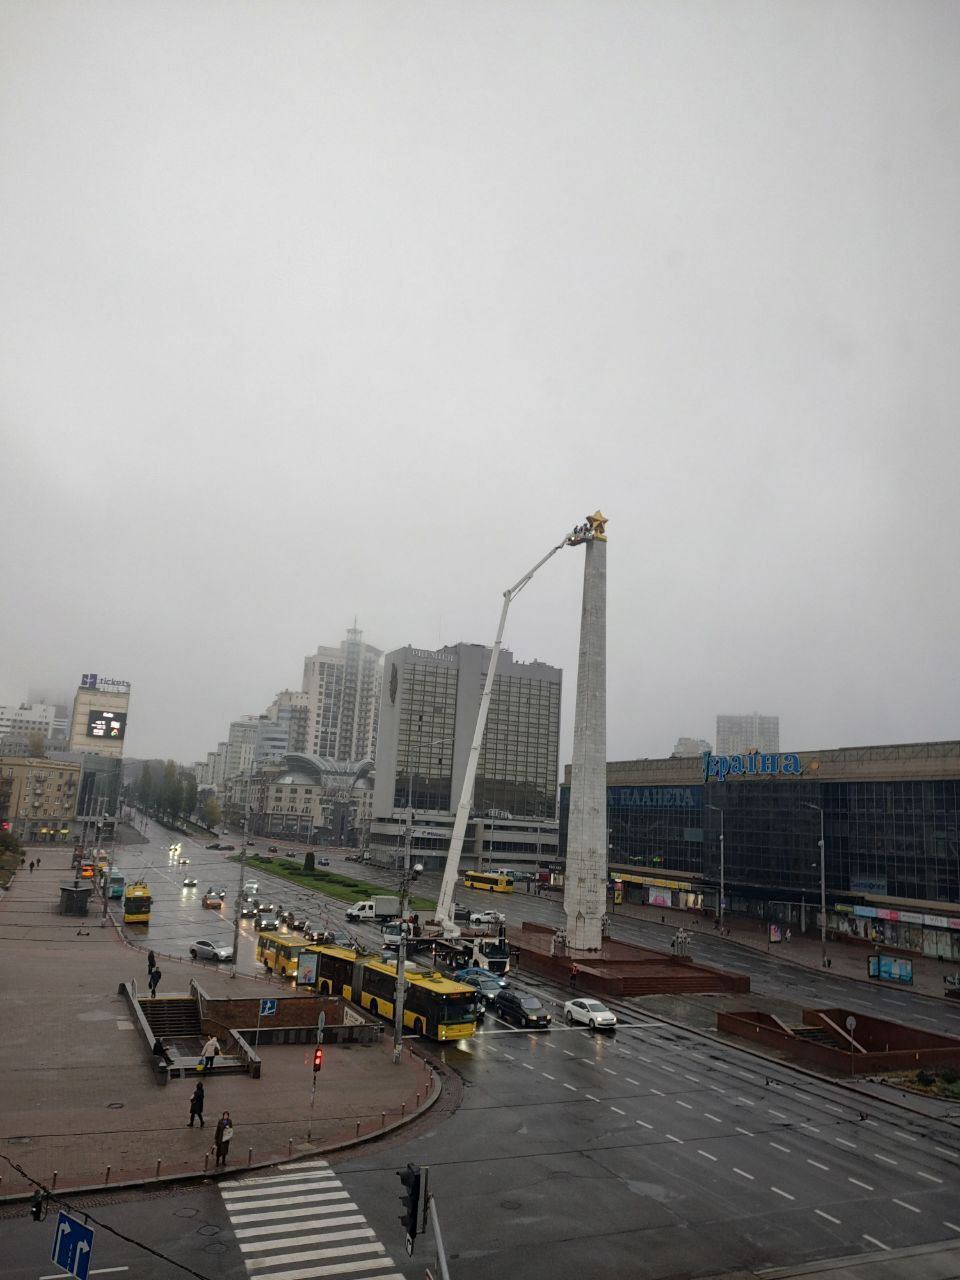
[313,1047,324,1072]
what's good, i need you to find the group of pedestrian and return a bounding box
[145,956,233,1166]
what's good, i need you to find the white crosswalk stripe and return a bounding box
[220,1158,406,1280]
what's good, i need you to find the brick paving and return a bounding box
[0,851,435,1199]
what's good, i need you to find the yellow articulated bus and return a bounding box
[256,932,306,979]
[462,870,514,893]
[123,881,152,924]
[307,945,479,1041]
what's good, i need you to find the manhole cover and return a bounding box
[174,1208,199,1219]
[197,1224,221,1237]
[500,1200,522,1211]
[202,1242,228,1255]
[106,1102,125,1110]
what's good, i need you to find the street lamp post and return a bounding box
[803,802,827,968]
[231,807,249,978]
[706,803,724,932]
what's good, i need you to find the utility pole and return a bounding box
[231,807,249,977]
[803,802,827,968]
[706,802,724,932]
[393,809,414,1064]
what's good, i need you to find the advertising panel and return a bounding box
[86,710,127,741]
[868,954,914,985]
[297,950,319,987]
[648,887,672,908]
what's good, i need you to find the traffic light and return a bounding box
[30,1191,45,1221]
[397,1163,421,1240]
[312,1047,324,1072]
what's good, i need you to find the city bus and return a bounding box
[123,882,151,924]
[463,870,514,893]
[256,932,306,979]
[308,945,479,1041]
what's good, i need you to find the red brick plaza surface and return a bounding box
[0,851,435,1199]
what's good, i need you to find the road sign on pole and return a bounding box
[260,998,277,1016]
[51,1211,94,1280]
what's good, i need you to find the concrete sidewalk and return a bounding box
[610,897,957,997]
[0,851,437,1199]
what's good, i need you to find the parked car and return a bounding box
[452,902,472,922]
[182,876,198,888]
[190,939,233,962]
[493,988,551,1029]
[220,844,236,851]
[201,893,222,909]
[205,842,220,850]
[563,998,618,1032]
[268,845,278,853]
[255,913,280,931]
[470,909,506,926]
[317,856,330,867]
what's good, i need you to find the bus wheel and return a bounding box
[414,1018,425,1036]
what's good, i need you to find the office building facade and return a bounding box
[716,713,779,755]
[371,643,561,869]
[560,740,960,960]
[68,676,131,759]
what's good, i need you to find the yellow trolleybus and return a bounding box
[256,932,306,979]
[462,870,514,893]
[123,881,151,924]
[308,946,479,1041]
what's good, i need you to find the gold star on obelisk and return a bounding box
[587,511,608,541]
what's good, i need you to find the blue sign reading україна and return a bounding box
[703,751,803,782]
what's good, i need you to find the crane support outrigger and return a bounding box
[434,515,601,937]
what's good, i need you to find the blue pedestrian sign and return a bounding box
[259,998,277,1016]
[51,1211,94,1279]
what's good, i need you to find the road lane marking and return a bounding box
[894,1130,918,1142]
[862,1235,890,1251]
[542,1073,555,1080]
[675,1100,693,1109]
[944,1221,960,1233]
[814,1210,841,1225]
[770,1142,791,1154]
[771,1187,795,1200]
[604,1068,618,1075]
[704,1113,722,1123]
[610,1106,626,1115]
[650,1087,665,1096]
[935,1147,958,1158]
[768,1110,788,1119]
[800,1123,820,1133]
[807,1160,829,1171]
[626,1078,640,1086]
[665,1134,683,1143]
[585,1093,600,1102]
[834,1138,857,1149]
[503,1053,514,1060]
[824,1104,843,1113]
[563,1083,577,1091]
[735,1127,754,1137]
[915,1170,943,1183]
[684,1074,700,1082]
[698,1150,717,1161]
[636,1119,653,1129]
[637,1055,652,1063]
[794,1092,811,1101]
[892,1199,921,1213]
[848,1177,874,1191]
[733,1168,754,1180]
[710,1085,726,1093]
[661,1065,676,1073]
[737,1071,757,1080]
[522,1063,534,1070]
[563,1050,575,1056]
[873,1154,897,1165]
[737,1097,755,1106]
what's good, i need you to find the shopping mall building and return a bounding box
[559,740,960,961]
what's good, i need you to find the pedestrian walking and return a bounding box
[201,1035,220,1072]
[147,950,156,976]
[785,928,792,943]
[214,1111,233,1167]
[36,855,41,868]
[29,861,34,874]
[569,963,579,989]
[148,966,162,998]
[152,1038,173,1066]
[189,1080,205,1127]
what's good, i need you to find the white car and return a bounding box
[470,909,505,925]
[563,998,617,1031]
[190,939,233,962]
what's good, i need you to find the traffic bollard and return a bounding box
[155,1159,161,1179]
[204,1153,209,1173]
[416,1092,420,1107]
[52,1171,58,1189]
[104,1166,111,1185]
[288,1139,293,1157]
[401,1102,405,1119]
[381,1111,385,1128]
[247,1147,253,1167]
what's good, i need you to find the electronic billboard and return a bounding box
[86,710,127,741]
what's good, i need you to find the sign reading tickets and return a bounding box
[297,950,319,986]
[703,751,802,782]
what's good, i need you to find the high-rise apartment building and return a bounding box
[715,713,779,756]
[370,643,561,870]
[265,690,309,755]
[302,627,382,761]
[225,718,258,778]
[671,736,713,758]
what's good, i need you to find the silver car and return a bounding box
[190,939,233,963]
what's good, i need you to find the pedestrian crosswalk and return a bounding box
[219,1159,407,1280]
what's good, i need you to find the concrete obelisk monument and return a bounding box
[563,511,608,953]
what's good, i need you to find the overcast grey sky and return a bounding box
[2,1,958,767]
